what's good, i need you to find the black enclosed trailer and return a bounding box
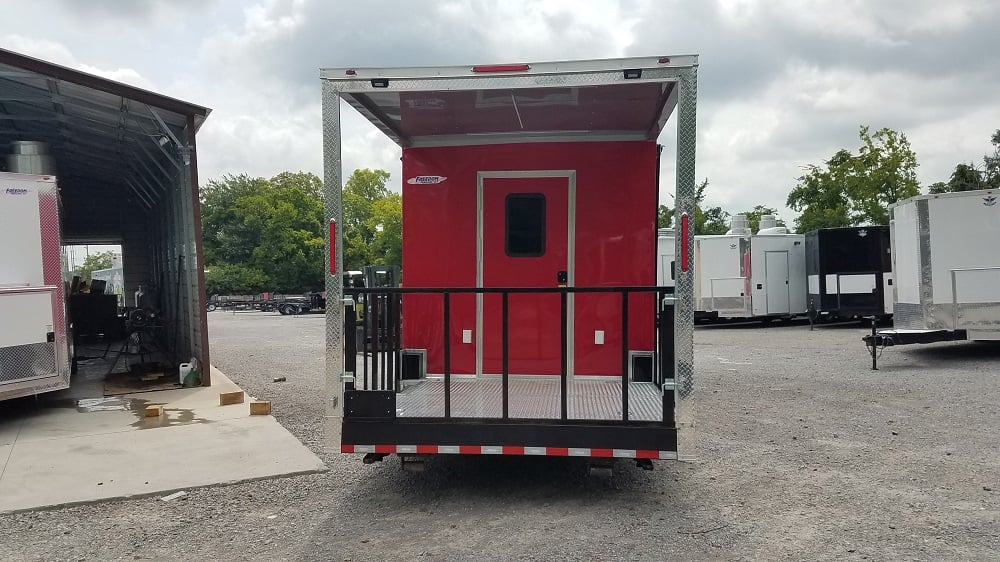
[805,226,892,321]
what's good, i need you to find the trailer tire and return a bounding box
[278,304,294,315]
[206,303,217,312]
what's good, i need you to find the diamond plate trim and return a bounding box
[0,342,56,384]
[323,79,346,448]
[674,66,698,459]
[394,378,663,421]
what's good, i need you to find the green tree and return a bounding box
[984,129,1000,189]
[736,205,786,233]
[928,181,949,194]
[787,149,853,233]
[368,192,402,266]
[657,204,673,229]
[845,126,920,225]
[342,168,396,270]
[946,163,984,192]
[205,263,268,295]
[200,174,270,265]
[199,172,326,294]
[76,250,115,280]
[786,127,919,232]
[696,206,730,235]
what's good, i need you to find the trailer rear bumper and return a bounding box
[342,418,677,459]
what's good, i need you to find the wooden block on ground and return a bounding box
[144,404,164,417]
[219,391,245,406]
[249,400,272,415]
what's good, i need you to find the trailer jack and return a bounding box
[362,453,389,464]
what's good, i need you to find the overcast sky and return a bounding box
[3,0,998,222]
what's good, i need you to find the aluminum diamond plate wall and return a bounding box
[674,66,698,460]
[323,80,346,448]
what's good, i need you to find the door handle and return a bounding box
[556,271,568,286]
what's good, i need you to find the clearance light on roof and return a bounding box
[472,64,531,73]
[345,69,357,76]
[658,57,671,64]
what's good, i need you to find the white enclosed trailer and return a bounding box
[0,172,71,401]
[694,216,805,321]
[657,228,676,289]
[865,189,1000,364]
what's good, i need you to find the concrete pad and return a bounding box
[0,418,21,447]
[0,366,326,513]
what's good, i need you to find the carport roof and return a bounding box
[0,48,211,212]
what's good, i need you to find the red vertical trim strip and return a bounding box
[329,220,337,275]
[680,213,690,272]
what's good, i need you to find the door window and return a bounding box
[505,193,546,257]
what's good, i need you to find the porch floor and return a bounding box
[396,377,663,422]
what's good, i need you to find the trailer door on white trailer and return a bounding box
[765,251,790,315]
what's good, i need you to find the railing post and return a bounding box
[621,289,629,421]
[502,291,509,420]
[362,290,369,390]
[443,292,451,418]
[560,290,568,420]
[660,293,676,425]
[372,291,381,390]
[393,292,402,391]
[343,296,357,391]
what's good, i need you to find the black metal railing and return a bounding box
[343,286,676,426]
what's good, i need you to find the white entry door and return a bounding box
[765,251,790,315]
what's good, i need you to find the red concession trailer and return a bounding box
[320,56,699,468]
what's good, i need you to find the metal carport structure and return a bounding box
[0,48,213,384]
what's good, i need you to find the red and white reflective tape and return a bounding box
[342,444,677,460]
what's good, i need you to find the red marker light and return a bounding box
[329,220,337,275]
[345,69,356,76]
[658,57,671,64]
[680,213,690,272]
[472,64,531,73]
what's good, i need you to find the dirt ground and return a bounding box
[0,312,997,561]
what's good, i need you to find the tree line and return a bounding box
[201,125,996,294]
[660,126,1000,235]
[200,169,400,295]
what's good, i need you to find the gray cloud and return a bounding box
[3,0,999,221]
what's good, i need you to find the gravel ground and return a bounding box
[1,311,997,561]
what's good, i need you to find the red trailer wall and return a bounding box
[401,141,657,376]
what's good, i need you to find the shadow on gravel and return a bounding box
[695,318,811,330]
[901,341,1000,363]
[377,454,661,496]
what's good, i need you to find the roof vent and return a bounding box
[758,214,777,231]
[7,141,55,175]
[726,214,751,236]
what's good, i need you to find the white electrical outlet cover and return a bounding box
[594,330,605,345]
[462,329,472,344]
